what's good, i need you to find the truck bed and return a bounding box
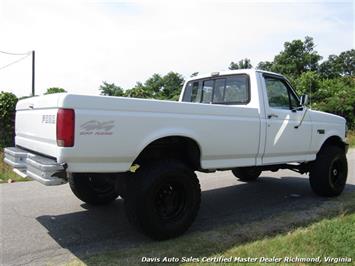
[15,93,261,172]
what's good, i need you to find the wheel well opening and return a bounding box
[134,136,201,170]
[320,136,346,153]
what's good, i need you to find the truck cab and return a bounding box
[181,70,346,165]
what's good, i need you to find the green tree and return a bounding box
[0,92,18,147]
[256,61,273,71]
[144,74,164,97]
[229,58,253,70]
[124,72,184,101]
[291,71,321,106]
[99,81,124,96]
[263,36,322,77]
[45,87,66,95]
[125,82,153,98]
[312,77,355,128]
[319,55,341,79]
[319,49,355,78]
[160,72,185,100]
[338,49,355,76]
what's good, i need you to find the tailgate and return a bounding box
[15,94,63,158]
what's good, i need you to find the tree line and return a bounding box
[0,36,354,148]
[98,72,185,101]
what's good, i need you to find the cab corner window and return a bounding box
[182,81,201,102]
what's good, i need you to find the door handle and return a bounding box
[267,113,278,119]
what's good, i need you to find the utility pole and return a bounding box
[32,50,35,96]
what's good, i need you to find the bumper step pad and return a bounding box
[3,147,67,186]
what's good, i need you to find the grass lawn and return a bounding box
[66,192,355,266]
[0,150,30,183]
[209,212,354,266]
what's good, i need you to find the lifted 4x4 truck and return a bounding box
[4,69,349,240]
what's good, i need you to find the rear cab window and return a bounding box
[182,74,250,105]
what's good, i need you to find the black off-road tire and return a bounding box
[232,167,262,182]
[310,145,348,197]
[124,160,201,240]
[68,173,119,205]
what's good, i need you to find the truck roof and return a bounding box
[186,69,283,82]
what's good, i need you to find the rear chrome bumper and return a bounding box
[4,147,67,186]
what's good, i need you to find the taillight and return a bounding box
[56,108,75,147]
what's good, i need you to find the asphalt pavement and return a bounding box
[0,149,354,266]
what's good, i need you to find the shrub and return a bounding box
[0,92,18,148]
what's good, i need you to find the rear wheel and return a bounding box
[310,145,348,197]
[68,173,119,205]
[124,159,201,240]
[232,167,261,182]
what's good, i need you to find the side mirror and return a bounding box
[300,94,309,106]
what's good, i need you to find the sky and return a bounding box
[0,0,353,97]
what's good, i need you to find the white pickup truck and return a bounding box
[4,69,349,240]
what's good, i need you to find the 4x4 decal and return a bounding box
[80,120,114,135]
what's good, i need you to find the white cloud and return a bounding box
[0,0,353,96]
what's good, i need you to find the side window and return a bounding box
[225,76,249,103]
[265,78,290,109]
[265,77,300,110]
[202,80,213,103]
[182,81,201,102]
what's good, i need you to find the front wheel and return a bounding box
[68,173,119,205]
[124,160,201,240]
[232,167,262,182]
[309,145,348,197]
